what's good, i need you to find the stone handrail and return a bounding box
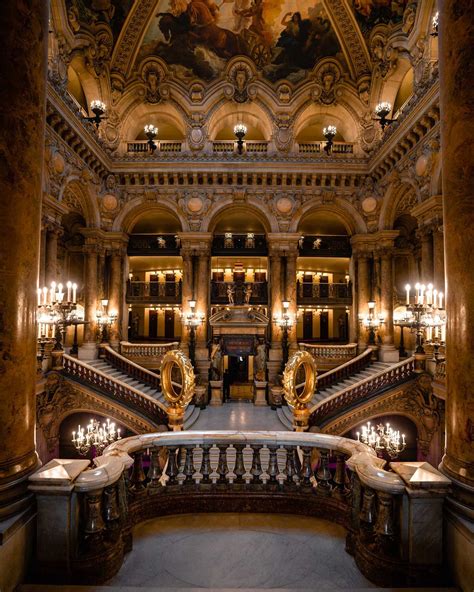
[103,344,162,390]
[31,428,450,587]
[299,342,358,360]
[310,356,416,426]
[315,347,373,391]
[119,341,179,368]
[62,354,168,422]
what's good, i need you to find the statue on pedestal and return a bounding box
[210,337,222,381]
[254,337,267,382]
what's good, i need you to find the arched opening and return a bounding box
[296,211,352,345]
[393,68,414,114]
[130,210,182,234]
[67,65,87,111]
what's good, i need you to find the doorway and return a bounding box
[228,355,249,384]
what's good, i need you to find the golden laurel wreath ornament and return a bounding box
[160,349,195,410]
[282,350,317,410]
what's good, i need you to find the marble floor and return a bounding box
[192,402,284,431]
[108,513,374,590]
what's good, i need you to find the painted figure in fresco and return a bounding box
[353,0,408,31]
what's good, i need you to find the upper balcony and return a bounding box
[127,234,181,256]
[297,281,352,306]
[126,280,182,305]
[212,234,268,256]
[298,235,351,258]
[211,281,268,305]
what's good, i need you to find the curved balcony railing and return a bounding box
[297,281,352,305]
[310,356,416,427]
[120,341,179,366]
[32,429,450,586]
[314,348,373,392]
[299,342,357,360]
[211,280,268,305]
[102,345,162,390]
[62,354,167,424]
[126,280,182,304]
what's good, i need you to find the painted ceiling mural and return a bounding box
[137,0,342,83]
[66,0,134,42]
[351,0,409,35]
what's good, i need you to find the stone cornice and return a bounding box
[411,194,443,223]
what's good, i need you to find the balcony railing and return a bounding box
[126,280,182,304]
[297,281,352,305]
[298,235,352,257]
[212,140,269,154]
[120,341,179,368]
[298,141,354,155]
[126,140,183,153]
[32,429,450,586]
[211,281,268,305]
[212,233,267,255]
[127,234,180,255]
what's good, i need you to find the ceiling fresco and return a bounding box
[351,0,409,35]
[66,0,135,42]
[137,0,342,83]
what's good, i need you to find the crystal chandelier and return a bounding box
[323,125,337,155]
[144,123,158,153]
[357,421,406,459]
[234,123,247,154]
[37,280,79,350]
[374,102,394,131]
[72,418,121,457]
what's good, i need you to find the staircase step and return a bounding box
[276,407,293,430]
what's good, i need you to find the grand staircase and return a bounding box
[62,346,200,430]
[277,349,416,430]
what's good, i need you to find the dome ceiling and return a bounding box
[64,0,415,87]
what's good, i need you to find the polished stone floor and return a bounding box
[108,513,373,590]
[192,402,283,431]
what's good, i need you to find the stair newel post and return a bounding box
[233,444,246,484]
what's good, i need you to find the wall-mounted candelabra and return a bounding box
[95,299,118,344]
[37,281,79,351]
[358,300,385,346]
[184,299,205,367]
[356,420,406,459]
[274,300,294,370]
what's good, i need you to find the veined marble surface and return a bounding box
[108,513,374,590]
[192,402,285,432]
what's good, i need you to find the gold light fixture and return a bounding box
[72,418,121,457]
[357,420,406,459]
[86,100,106,127]
[374,102,394,131]
[144,123,158,153]
[234,123,247,154]
[323,125,337,155]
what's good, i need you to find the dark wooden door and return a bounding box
[320,311,329,340]
[319,276,329,299]
[149,310,158,338]
[303,311,313,339]
[164,310,174,338]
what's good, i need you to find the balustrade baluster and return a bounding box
[233,444,246,483]
[184,446,196,483]
[333,453,347,496]
[250,445,263,484]
[83,489,105,537]
[301,447,313,488]
[130,451,147,491]
[284,446,298,486]
[359,486,376,526]
[148,448,163,489]
[165,446,179,486]
[200,445,212,484]
[314,450,332,494]
[375,491,395,537]
[217,445,229,483]
[104,484,120,524]
[267,446,279,485]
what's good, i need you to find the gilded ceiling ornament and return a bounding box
[312,61,342,105]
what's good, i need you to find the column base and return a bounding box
[209,380,223,406]
[0,507,35,592]
[78,342,98,361]
[253,381,267,406]
[0,451,40,521]
[444,505,474,591]
[379,345,399,363]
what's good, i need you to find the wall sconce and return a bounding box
[95,298,118,344]
[431,11,439,37]
[86,100,106,128]
[323,125,337,155]
[144,124,158,153]
[234,123,247,154]
[374,102,394,131]
[274,300,293,369]
[184,299,204,366]
[359,300,385,346]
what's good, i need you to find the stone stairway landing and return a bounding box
[86,358,200,430]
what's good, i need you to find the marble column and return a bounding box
[108,248,123,347]
[285,248,298,351]
[268,251,283,383]
[195,245,211,378]
[45,224,62,285]
[180,249,194,351]
[356,252,371,350]
[419,226,434,283]
[432,225,445,293]
[438,0,474,496]
[0,0,48,519]
[379,248,398,362]
[82,245,99,349]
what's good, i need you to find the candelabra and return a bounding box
[323,125,337,155]
[145,123,158,153]
[401,283,446,354]
[374,102,395,131]
[274,300,294,370]
[358,300,385,346]
[431,11,439,37]
[357,420,406,459]
[72,418,121,457]
[234,123,247,155]
[85,99,106,128]
[37,280,79,351]
[95,299,118,344]
[184,299,205,367]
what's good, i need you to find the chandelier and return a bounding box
[37,280,79,350]
[86,100,106,127]
[374,102,394,131]
[357,420,406,459]
[144,123,158,153]
[72,418,121,457]
[234,123,247,154]
[323,125,337,155]
[358,300,385,346]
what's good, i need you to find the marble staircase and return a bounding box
[276,360,393,430]
[86,358,200,429]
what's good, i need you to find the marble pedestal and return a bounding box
[269,385,284,408]
[253,380,267,406]
[209,380,223,406]
[379,345,399,363]
[78,341,98,361]
[194,384,208,408]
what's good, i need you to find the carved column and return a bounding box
[180,248,194,351]
[82,243,99,352]
[108,246,124,348]
[378,245,399,362]
[438,2,474,570]
[45,223,62,285]
[285,246,298,352]
[268,249,283,382]
[432,224,445,293]
[194,238,212,378]
[0,0,48,519]
[418,226,434,282]
[355,250,371,350]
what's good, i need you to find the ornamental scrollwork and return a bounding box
[283,350,317,411]
[160,350,195,410]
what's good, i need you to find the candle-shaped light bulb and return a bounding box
[405,284,410,305]
[72,283,77,303]
[439,292,444,308]
[433,289,438,308]
[66,281,72,302]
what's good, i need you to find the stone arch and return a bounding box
[59,178,101,228]
[289,200,366,235]
[203,199,278,234]
[119,100,186,143]
[207,101,273,141]
[293,102,360,143]
[379,180,419,230]
[113,197,189,233]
